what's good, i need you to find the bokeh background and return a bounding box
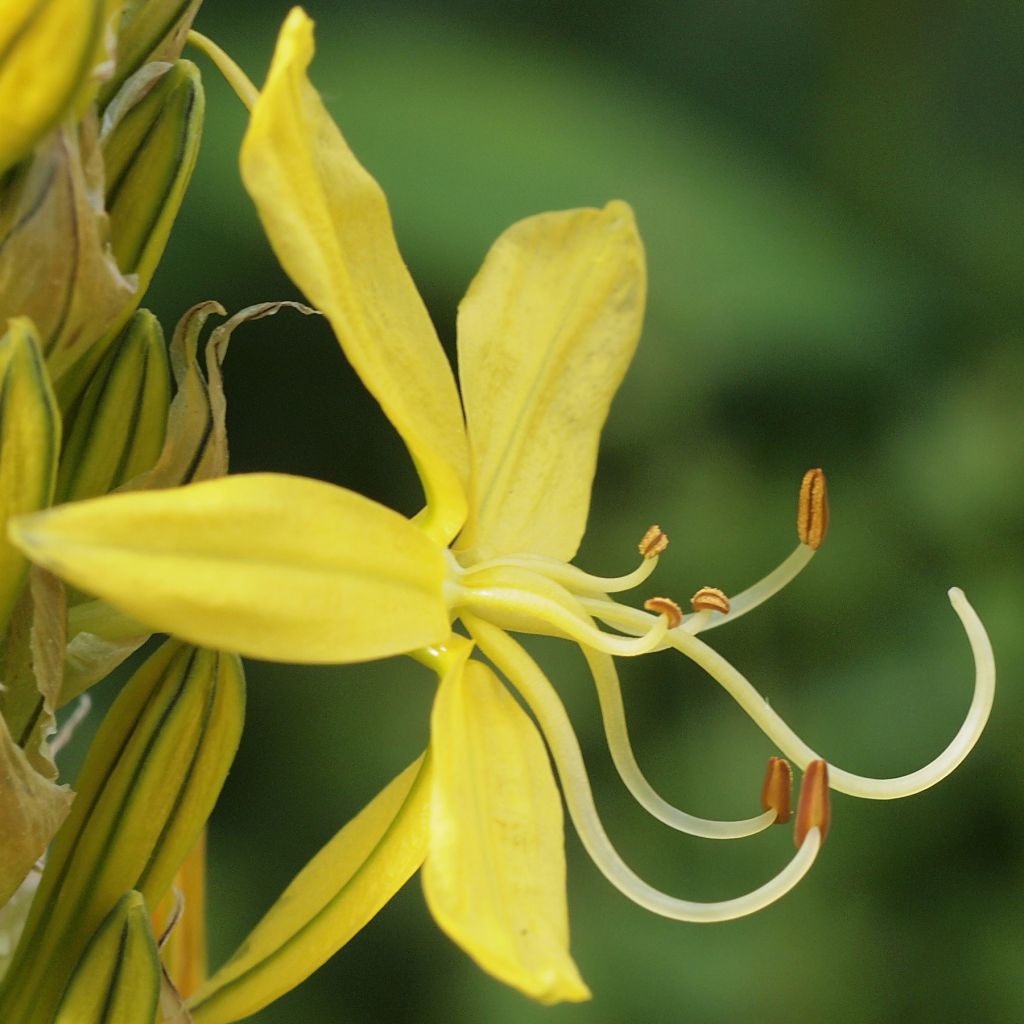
[86,2,1024,1021]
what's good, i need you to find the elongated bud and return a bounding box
[797,468,829,550]
[794,759,831,848]
[56,310,171,504]
[102,60,204,299]
[0,319,60,629]
[52,891,160,1024]
[0,0,110,172]
[0,640,245,1021]
[101,0,204,105]
[761,756,793,825]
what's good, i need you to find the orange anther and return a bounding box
[794,759,831,848]
[690,586,730,615]
[638,524,669,559]
[797,468,829,550]
[761,756,793,824]
[643,596,682,629]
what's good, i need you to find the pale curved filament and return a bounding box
[693,544,816,634]
[466,615,822,923]
[582,588,995,800]
[459,550,661,596]
[580,643,776,838]
[453,581,669,658]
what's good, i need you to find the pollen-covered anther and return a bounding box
[797,468,829,550]
[690,586,730,615]
[794,759,831,848]
[638,524,669,559]
[643,596,683,629]
[762,756,793,825]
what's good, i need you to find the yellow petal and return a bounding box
[455,201,645,563]
[188,754,433,1024]
[10,473,450,663]
[423,657,590,1004]
[241,9,469,544]
[0,0,109,172]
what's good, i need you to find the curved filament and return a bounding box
[466,615,822,923]
[585,588,995,800]
[581,643,776,839]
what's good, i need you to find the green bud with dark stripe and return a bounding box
[56,310,171,504]
[0,318,59,630]
[101,0,204,107]
[52,891,160,1024]
[103,59,204,311]
[0,640,245,1021]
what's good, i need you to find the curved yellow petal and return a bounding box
[0,0,109,172]
[241,8,469,544]
[455,201,646,563]
[188,754,433,1024]
[9,473,450,663]
[423,657,590,1004]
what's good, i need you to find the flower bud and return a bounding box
[56,309,171,504]
[52,891,160,1024]
[101,0,204,105]
[0,640,245,1021]
[0,319,59,629]
[0,0,112,173]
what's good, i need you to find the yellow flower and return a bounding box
[9,7,995,1014]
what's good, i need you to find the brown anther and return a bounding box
[761,756,793,825]
[690,586,730,615]
[643,596,683,629]
[797,468,829,550]
[638,524,669,559]
[794,759,831,848]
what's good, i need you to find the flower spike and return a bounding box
[762,757,793,825]
[794,761,830,847]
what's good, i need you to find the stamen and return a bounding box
[578,588,994,800]
[466,615,822,922]
[454,571,670,657]
[639,525,669,559]
[794,760,830,847]
[49,694,93,758]
[457,544,660,596]
[691,587,730,615]
[762,756,793,824]
[797,468,829,550]
[581,643,776,839]
[643,597,683,629]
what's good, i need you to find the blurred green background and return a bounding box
[98,1,1024,1020]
